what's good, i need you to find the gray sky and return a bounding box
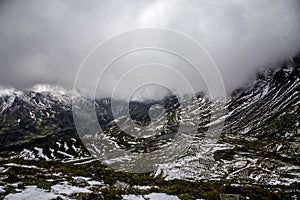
[0,0,300,99]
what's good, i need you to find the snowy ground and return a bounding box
[3,181,94,200]
[4,185,181,200]
[122,193,180,200]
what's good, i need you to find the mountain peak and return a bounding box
[0,87,23,98]
[31,84,70,95]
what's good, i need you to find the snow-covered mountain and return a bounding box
[157,55,300,187]
[226,57,300,136]
[0,55,299,188]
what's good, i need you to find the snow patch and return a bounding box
[122,193,180,200]
[64,142,69,151]
[34,147,49,160]
[0,186,5,194]
[4,186,57,200]
[88,180,105,186]
[51,181,92,195]
[57,151,74,159]
[19,149,36,160]
[4,163,39,169]
[132,185,153,190]
[56,142,61,148]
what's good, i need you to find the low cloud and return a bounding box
[0,0,299,99]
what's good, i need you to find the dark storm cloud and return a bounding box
[0,0,299,99]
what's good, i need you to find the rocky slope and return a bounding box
[158,55,299,187]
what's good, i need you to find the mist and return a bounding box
[0,0,300,100]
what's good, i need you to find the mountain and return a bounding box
[226,56,300,136]
[0,85,184,155]
[0,55,299,198]
[157,55,299,190]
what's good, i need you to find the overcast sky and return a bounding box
[0,0,300,99]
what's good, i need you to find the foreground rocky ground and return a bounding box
[0,151,299,200]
